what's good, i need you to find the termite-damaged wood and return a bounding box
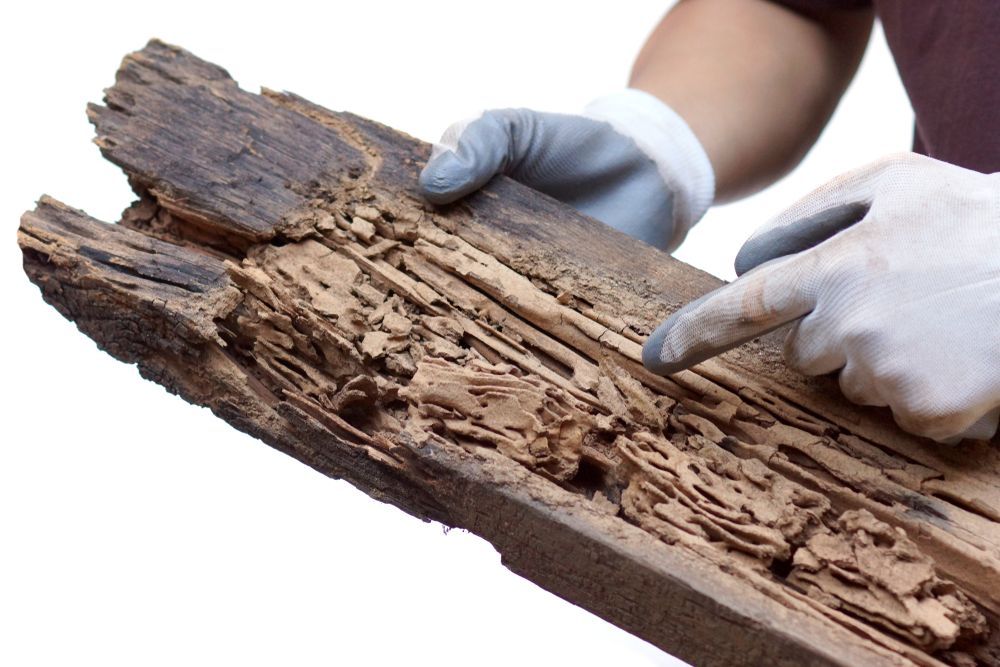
[18,40,1000,666]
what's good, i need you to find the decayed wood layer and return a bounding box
[18,41,1000,666]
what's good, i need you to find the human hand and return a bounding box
[642,153,1000,442]
[418,90,714,252]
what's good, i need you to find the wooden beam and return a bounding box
[18,40,1000,667]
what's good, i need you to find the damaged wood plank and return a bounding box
[18,40,1000,666]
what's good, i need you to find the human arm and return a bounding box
[418,0,874,249]
[630,0,874,202]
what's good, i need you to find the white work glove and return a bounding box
[419,89,714,252]
[643,153,1000,442]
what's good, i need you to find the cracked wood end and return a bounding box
[18,40,1000,667]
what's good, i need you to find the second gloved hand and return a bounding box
[643,153,1000,442]
[419,90,714,252]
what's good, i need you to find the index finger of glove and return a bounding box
[643,247,825,374]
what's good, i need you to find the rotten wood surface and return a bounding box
[18,41,1000,666]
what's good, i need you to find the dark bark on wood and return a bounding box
[18,41,1000,666]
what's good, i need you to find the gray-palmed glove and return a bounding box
[643,153,1000,442]
[419,89,714,252]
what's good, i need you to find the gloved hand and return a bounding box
[419,89,714,252]
[642,153,1000,442]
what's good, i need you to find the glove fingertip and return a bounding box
[642,315,686,375]
[418,151,477,205]
[734,241,768,277]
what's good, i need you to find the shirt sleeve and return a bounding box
[768,0,872,16]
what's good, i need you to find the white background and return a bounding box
[1,2,912,665]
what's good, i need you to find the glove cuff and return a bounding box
[584,89,715,250]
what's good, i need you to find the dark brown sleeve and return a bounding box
[768,0,872,18]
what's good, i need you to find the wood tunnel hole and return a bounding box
[717,436,747,458]
[339,403,386,434]
[271,355,313,385]
[776,445,842,488]
[521,340,574,380]
[461,333,504,365]
[926,489,992,523]
[217,309,254,355]
[567,455,621,508]
[768,555,793,580]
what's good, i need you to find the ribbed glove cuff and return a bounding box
[584,89,715,250]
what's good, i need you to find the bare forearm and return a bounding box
[631,0,873,202]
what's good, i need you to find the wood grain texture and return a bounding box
[19,41,1000,666]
